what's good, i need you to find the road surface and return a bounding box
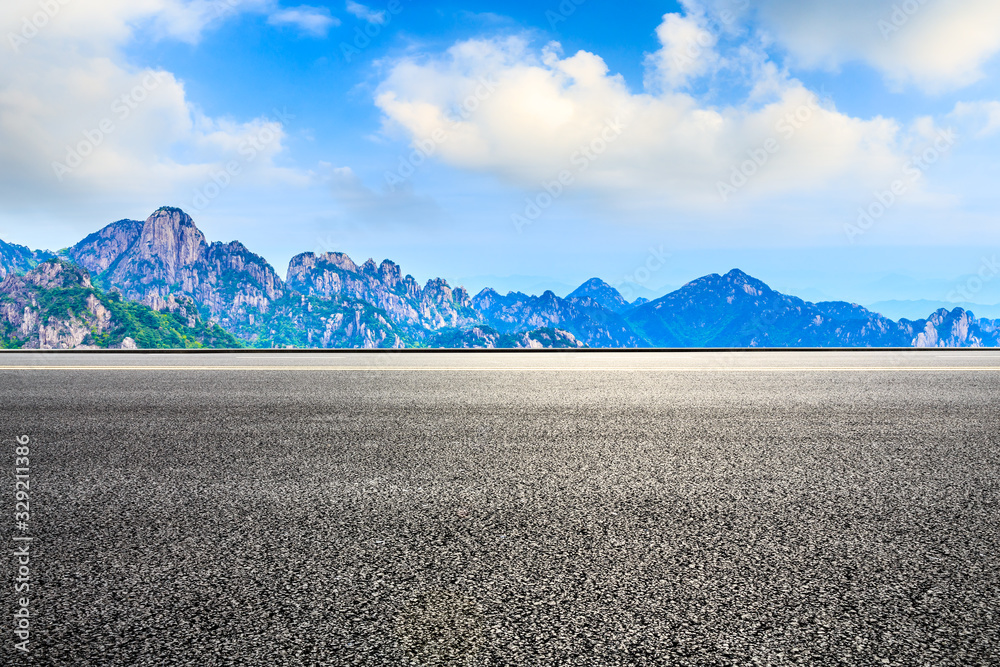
[1,351,998,665]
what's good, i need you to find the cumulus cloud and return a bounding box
[696,0,1000,92]
[951,101,1000,137]
[267,5,339,37]
[374,20,908,213]
[345,1,385,25]
[0,0,307,222]
[644,12,720,90]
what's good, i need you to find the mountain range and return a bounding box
[1,207,997,349]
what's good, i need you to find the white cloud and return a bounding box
[374,25,908,213]
[1,0,278,49]
[952,101,1000,137]
[645,12,720,90]
[0,0,308,224]
[696,0,1000,92]
[346,1,385,25]
[267,5,339,37]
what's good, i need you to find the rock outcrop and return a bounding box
[65,219,144,275]
[0,260,240,349]
[907,308,999,348]
[286,253,477,331]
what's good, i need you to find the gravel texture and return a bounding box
[1,352,999,666]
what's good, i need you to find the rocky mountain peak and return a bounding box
[66,219,143,275]
[325,252,359,273]
[576,278,613,291]
[378,260,402,287]
[679,269,774,300]
[24,260,92,289]
[722,268,769,289]
[287,252,360,278]
[568,278,629,313]
[424,278,454,303]
[135,207,206,282]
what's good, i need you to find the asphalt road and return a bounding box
[2,351,999,666]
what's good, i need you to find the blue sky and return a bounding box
[2,0,1000,307]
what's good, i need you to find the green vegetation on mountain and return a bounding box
[91,294,242,349]
[0,261,241,349]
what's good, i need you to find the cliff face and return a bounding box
[66,219,144,275]
[286,252,477,331]
[0,262,112,349]
[67,208,286,338]
[0,260,240,349]
[253,294,406,350]
[906,309,1000,348]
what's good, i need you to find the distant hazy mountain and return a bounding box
[0,239,54,280]
[862,272,1000,306]
[453,274,579,298]
[472,288,647,348]
[624,269,896,347]
[625,270,999,348]
[0,207,997,349]
[867,300,1000,322]
[614,281,667,303]
[567,278,634,313]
